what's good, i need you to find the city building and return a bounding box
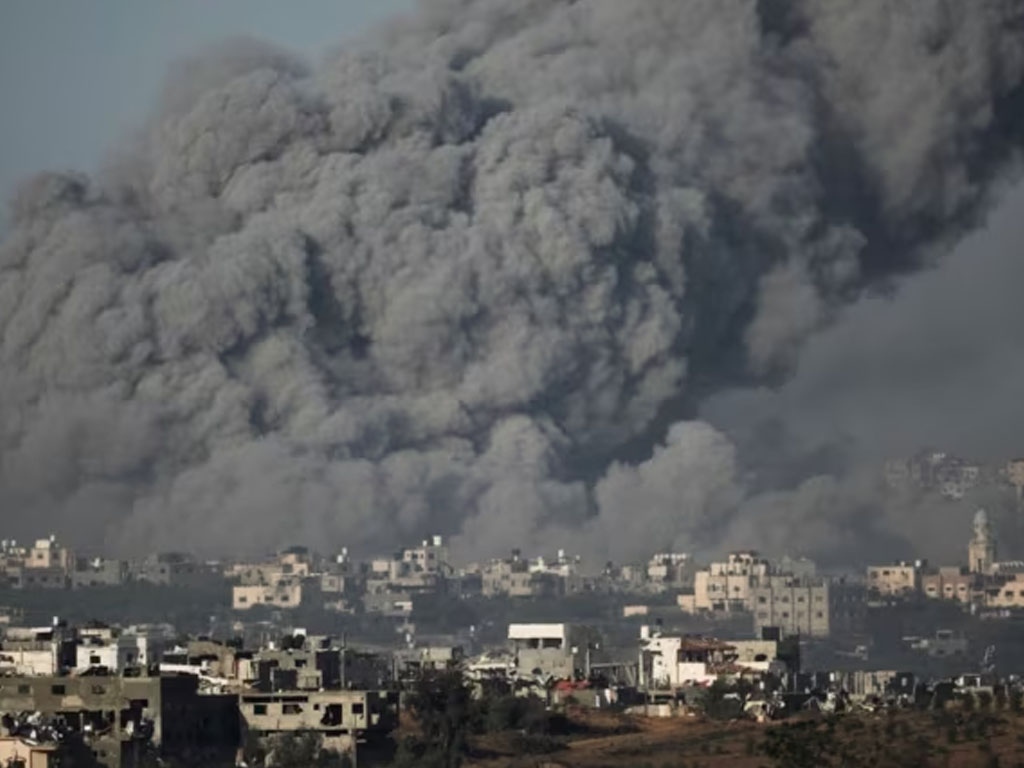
[480,551,560,598]
[0,623,76,676]
[0,675,238,768]
[232,582,303,611]
[239,688,398,761]
[130,553,220,587]
[646,552,696,591]
[508,623,582,681]
[693,551,771,613]
[866,561,924,597]
[750,575,830,638]
[72,557,128,589]
[921,566,978,604]
[638,627,755,689]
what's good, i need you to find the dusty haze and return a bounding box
[2,0,1024,565]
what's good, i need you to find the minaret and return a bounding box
[968,508,996,575]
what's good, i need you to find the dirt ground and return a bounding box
[462,706,1024,768]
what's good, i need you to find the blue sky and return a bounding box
[0,0,416,209]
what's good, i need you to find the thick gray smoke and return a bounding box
[2,0,1024,564]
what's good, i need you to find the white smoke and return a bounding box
[2,0,1024,562]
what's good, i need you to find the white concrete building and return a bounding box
[638,627,741,689]
[508,623,578,681]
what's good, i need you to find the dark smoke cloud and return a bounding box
[2,0,1024,564]
[704,181,1024,565]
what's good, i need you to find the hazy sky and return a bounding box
[0,0,415,211]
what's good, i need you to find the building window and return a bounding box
[51,685,66,695]
[782,612,789,619]
[797,596,805,603]
[282,704,303,715]
[352,703,364,715]
[91,685,106,694]
[816,612,824,618]
[238,596,248,604]
[253,704,267,715]
[17,685,30,694]
[758,596,767,604]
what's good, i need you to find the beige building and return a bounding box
[984,573,1024,609]
[480,554,559,598]
[751,576,830,638]
[693,552,771,613]
[233,583,302,611]
[402,536,449,574]
[922,566,977,604]
[26,536,74,572]
[866,562,922,597]
[0,737,60,768]
[239,689,398,758]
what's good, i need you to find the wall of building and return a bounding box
[866,564,919,596]
[233,584,302,610]
[752,579,829,638]
[239,690,397,756]
[0,737,59,768]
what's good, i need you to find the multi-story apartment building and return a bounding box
[866,561,924,597]
[239,688,398,760]
[693,551,771,613]
[232,582,303,611]
[922,566,978,604]
[0,674,238,768]
[751,575,830,638]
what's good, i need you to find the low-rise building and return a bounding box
[0,624,76,676]
[866,561,923,597]
[922,566,977,604]
[239,688,398,761]
[26,536,74,573]
[646,553,696,591]
[0,674,238,768]
[984,573,1024,609]
[75,634,148,674]
[233,582,302,611]
[131,553,220,587]
[638,628,740,689]
[508,623,581,681]
[481,553,560,598]
[72,557,128,589]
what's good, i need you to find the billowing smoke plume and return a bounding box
[2,0,1024,563]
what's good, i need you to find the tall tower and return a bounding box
[968,508,996,575]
